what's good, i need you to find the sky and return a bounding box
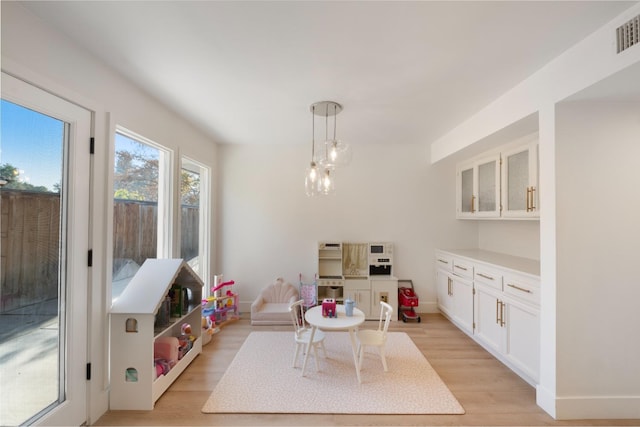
[1,99,64,191]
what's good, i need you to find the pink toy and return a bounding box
[211,280,235,295]
[322,298,337,318]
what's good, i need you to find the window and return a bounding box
[180,157,210,289]
[112,127,172,301]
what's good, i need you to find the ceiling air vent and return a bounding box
[616,14,640,53]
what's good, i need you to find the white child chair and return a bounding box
[356,300,393,372]
[288,299,326,371]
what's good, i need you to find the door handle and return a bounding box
[507,283,532,293]
[530,186,536,211]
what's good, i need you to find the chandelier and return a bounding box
[304,101,352,196]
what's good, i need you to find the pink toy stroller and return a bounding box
[299,273,318,310]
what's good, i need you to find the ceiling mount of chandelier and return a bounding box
[304,101,351,197]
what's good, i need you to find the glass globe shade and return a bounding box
[319,139,352,168]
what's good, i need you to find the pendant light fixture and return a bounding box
[319,102,352,169]
[305,101,348,196]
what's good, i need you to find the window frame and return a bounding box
[179,155,211,293]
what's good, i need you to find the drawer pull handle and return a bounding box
[454,265,468,271]
[507,283,532,294]
[438,259,449,264]
[477,273,494,280]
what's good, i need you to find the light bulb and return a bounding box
[309,163,317,182]
[319,139,351,168]
[305,162,321,197]
[320,169,335,195]
[329,142,338,162]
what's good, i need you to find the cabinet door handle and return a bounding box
[526,187,531,212]
[471,195,476,213]
[507,283,532,294]
[477,273,494,280]
[496,299,500,325]
[447,277,452,296]
[500,301,506,327]
[530,186,536,211]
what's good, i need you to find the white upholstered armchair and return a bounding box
[250,277,300,325]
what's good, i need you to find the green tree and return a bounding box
[114,188,145,200]
[181,169,200,206]
[113,150,158,201]
[0,163,50,192]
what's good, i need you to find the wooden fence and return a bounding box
[1,190,199,313]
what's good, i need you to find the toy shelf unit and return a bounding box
[317,242,345,303]
[110,258,203,410]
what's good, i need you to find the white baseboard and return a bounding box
[555,395,640,420]
[418,301,439,313]
[536,384,556,418]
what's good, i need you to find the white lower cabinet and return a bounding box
[436,267,454,318]
[436,250,540,386]
[371,278,399,319]
[452,275,474,335]
[344,277,398,319]
[474,283,504,355]
[344,278,372,319]
[502,290,540,383]
[436,253,474,335]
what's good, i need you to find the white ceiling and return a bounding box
[21,1,636,148]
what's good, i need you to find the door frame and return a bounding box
[1,71,91,426]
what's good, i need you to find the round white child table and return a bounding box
[302,304,366,383]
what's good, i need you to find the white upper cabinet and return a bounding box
[456,133,539,220]
[501,136,539,218]
[456,154,501,218]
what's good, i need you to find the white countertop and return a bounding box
[437,248,540,277]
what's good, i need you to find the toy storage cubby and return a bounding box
[110,258,203,410]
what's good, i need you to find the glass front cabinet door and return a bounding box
[501,140,539,218]
[456,154,501,219]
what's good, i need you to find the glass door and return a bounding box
[1,73,90,426]
[501,138,539,218]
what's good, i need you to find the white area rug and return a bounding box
[202,331,465,414]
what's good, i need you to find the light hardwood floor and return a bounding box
[95,313,639,426]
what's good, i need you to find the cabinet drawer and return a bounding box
[435,253,453,271]
[503,273,539,306]
[452,259,474,279]
[474,265,503,291]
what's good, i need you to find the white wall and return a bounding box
[428,2,640,419]
[219,142,477,312]
[2,3,218,423]
[555,99,640,418]
[478,221,540,260]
